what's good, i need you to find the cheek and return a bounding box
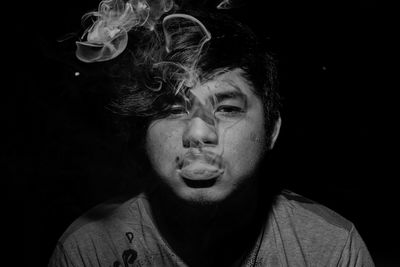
[220,121,266,172]
[229,131,265,158]
[146,122,182,170]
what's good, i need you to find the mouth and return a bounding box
[177,161,224,188]
[181,177,218,188]
[177,151,224,188]
[180,163,223,179]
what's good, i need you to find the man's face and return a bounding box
[145,68,268,204]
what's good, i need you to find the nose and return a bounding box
[182,117,218,148]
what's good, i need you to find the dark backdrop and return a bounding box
[6,0,396,266]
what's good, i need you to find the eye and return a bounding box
[166,105,189,117]
[215,105,244,116]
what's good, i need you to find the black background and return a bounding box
[6,0,396,266]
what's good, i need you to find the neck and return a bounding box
[144,181,268,266]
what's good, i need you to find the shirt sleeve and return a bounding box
[48,242,77,267]
[338,225,375,267]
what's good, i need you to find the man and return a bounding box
[49,3,374,266]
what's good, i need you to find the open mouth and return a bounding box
[178,163,224,188]
[182,177,218,188]
[180,164,223,178]
[177,151,224,188]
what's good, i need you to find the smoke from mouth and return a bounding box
[74,0,267,126]
[75,0,213,105]
[76,0,176,62]
[216,0,245,9]
[179,150,223,169]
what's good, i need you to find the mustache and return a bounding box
[178,150,223,169]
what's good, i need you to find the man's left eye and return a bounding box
[215,105,244,114]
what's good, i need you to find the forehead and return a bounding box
[189,68,256,103]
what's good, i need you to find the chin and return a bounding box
[175,186,232,205]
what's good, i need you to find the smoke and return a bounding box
[76,0,174,63]
[75,0,225,121]
[74,0,248,62]
[157,13,211,95]
[216,0,245,9]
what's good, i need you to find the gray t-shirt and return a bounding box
[49,191,374,266]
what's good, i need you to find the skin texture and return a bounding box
[145,68,269,204]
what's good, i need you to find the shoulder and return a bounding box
[49,194,163,266]
[276,189,353,232]
[58,194,146,245]
[50,194,188,267]
[264,190,375,265]
[268,190,355,255]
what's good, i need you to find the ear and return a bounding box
[269,115,281,150]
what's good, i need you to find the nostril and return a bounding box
[182,138,191,148]
[182,138,203,148]
[182,118,218,148]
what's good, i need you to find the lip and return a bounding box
[179,150,223,167]
[178,162,224,181]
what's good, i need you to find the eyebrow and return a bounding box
[211,85,247,104]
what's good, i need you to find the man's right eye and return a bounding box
[167,105,189,117]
